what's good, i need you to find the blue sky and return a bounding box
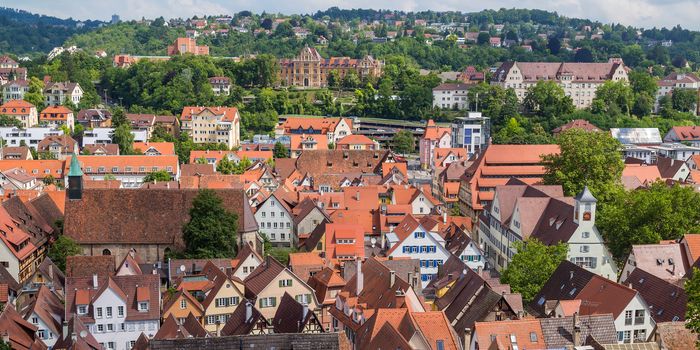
[5,0,700,30]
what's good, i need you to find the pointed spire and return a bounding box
[68,153,83,177]
[575,186,597,203]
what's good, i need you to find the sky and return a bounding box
[5,0,700,30]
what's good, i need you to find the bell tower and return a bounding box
[67,153,84,200]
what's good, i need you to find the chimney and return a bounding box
[245,301,253,322]
[92,274,98,289]
[464,328,472,350]
[356,257,363,295]
[443,211,447,224]
[395,289,405,307]
[62,321,68,340]
[303,303,309,319]
[49,263,54,281]
[573,312,581,346]
[390,270,396,287]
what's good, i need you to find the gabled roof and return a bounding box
[529,260,596,316]
[625,243,689,282]
[626,268,686,323]
[199,260,242,309]
[654,322,698,350]
[0,304,44,350]
[244,256,287,297]
[163,288,203,316]
[272,292,322,333]
[220,300,269,336]
[180,106,238,122]
[474,319,544,350]
[154,313,208,340]
[576,275,638,319]
[65,255,115,277]
[539,314,617,348]
[20,285,63,339]
[53,312,100,350]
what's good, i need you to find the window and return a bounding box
[106,307,113,318]
[634,310,645,325]
[117,306,124,317]
[78,305,87,315]
[37,330,46,339]
[582,231,590,238]
[625,310,633,326]
[96,308,103,318]
[259,297,277,308]
[207,315,216,324]
[279,279,293,287]
[295,294,312,304]
[622,331,631,343]
[580,245,590,253]
[180,300,187,309]
[634,329,647,342]
[97,324,104,332]
[436,340,445,350]
[530,332,537,342]
[108,342,115,350]
[107,324,114,332]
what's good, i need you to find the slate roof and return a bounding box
[64,188,257,248]
[220,300,269,336]
[530,260,596,316]
[539,314,618,348]
[626,268,686,323]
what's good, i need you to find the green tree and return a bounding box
[327,69,341,89]
[392,130,416,154]
[523,81,574,121]
[273,142,288,158]
[632,93,654,117]
[142,170,172,182]
[182,189,238,258]
[23,77,45,109]
[233,157,253,174]
[543,129,624,202]
[477,32,490,45]
[342,70,361,90]
[591,80,633,116]
[628,70,657,97]
[47,235,82,271]
[111,107,128,127]
[103,174,117,180]
[501,239,568,303]
[686,267,700,335]
[598,183,700,261]
[43,175,56,186]
[216,156,237,175]
[112,123,134,155]
[671,88,699,113]
[0,114,24,128]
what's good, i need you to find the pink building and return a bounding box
[419,120,451,169]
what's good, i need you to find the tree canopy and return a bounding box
[501,239,568,303]
[392,130,416,154]
[47,235,82,272]
[182,189,238,258]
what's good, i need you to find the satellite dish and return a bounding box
[79,330,88,338]
[370,237,377,248]
[179,265,186,272]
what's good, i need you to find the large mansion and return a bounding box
[279,47,383,88]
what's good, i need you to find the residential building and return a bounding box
[385,215,451,288]
[620,243,689,284]
[153,314,207,340]
[458,144,559,221]
[656,72,700,114]
[21,285,64,348]
[180,106,240,149]
[167,37,209,56]
[43,82,83,106]
[276,117,353,145]
[255,189,295,247]
[230,242,263,281]
[65,274,161,350]
[125,114,159,139]
[0,305,47,349]
[0,100,38,128]
[0,205,41,284]
[355,308,461,350]
[279,46,383,88]
[443,222,485,271]
[458,66,485,85]
[0,56,19,69]
[434,161,467,208]
[292,198,331,239]
[1,79,29,103]
[433,83,470,109]
[39,105,75,130]
[419,120,451,170]
[208,76,231,95]
[132,142,176,156]
[450,112,491,155]
[479,181,618,278]
[220,301,270,336]
[69,155,180,187]
[290,134,328,157]
[0,127,62,148]
[471,319,544,350]
[492,59,629,108]
[82,127,148,145]
[0,146,32,160]
[336,134,377,150]
[271,293,324,334]
[626,268,687,324]
[611,128,662,145]
[196,262,246,333]
[37,134,79,159]
[244,256,320,322]
[77,109,112,128]
[323,223,365,262]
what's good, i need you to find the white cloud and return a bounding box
[4,0,700,29]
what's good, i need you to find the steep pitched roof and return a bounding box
[220,300,269,336]
[529,260,596,316]
[540,314,618,348]
[272,292,321,333]
[626,268,686,323]
[0,304,45,350]
[576,275,638,319]
[53,312,100,350]
[244,256,287,297]
[65,256,115,277]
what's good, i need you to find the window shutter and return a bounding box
[279,280,283,287]
[259,299,264,308]
[272,297,277,307]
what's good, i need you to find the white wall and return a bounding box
[614,294,655,344]
[255,196,294,247]
[388,229,450,288]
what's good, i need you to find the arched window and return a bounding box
[102,249,111,256]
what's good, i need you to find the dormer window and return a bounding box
[138,302,149,312]
[77,305,87,315]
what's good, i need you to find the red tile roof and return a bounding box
[133,142,176,155]
[180,106,238,122]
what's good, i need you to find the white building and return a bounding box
[1,80,29,103]
[0,127,63,148]
[433,83,470,109]
[450,112,491,155]
[656,72,700,114]
[82,128,148,145]
[492,59,628,109]
[180,106,240,149]
[43,82,83,106]
[478,182,618,279]
[254,191,295,248]
[385,215,452,288]
[66,274,161,350]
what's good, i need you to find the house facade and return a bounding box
[419,120,450,170]
[44,82,83,106]
[279,46,383,88]
[39,105,75,130]
[254,192,295,248]
[432,83,470,109]
[180,106,240,149]
[1,80,29,103]
[492,59,628,108]
[450,112,491,155]
[0,100,38,128]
